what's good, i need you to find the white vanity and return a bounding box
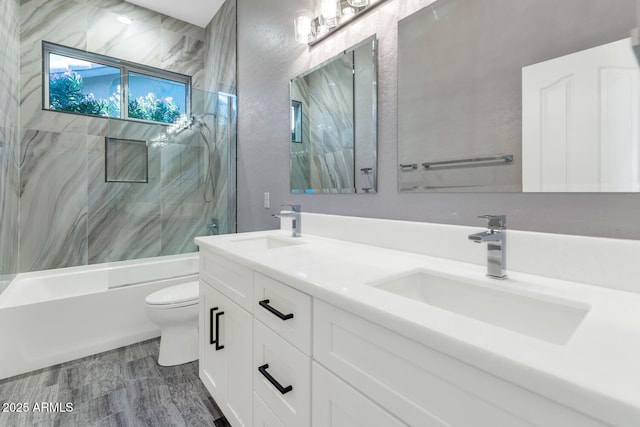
[195,213,640,427]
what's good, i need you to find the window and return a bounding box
[43,42,191,124]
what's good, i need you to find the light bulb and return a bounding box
[341,6,355,22]
[320,0,338,28]
[294,10,313,44]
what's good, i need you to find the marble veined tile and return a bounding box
[87,0,161,23]
[0,125,20,290]
[87,136,161,264]
[161,31,205,86]
[161,16,206,42]
[87,5,162,68]
[0,0,20,127]
[20,0,88,53]
[204,0,237,95]
[159,139,209,254]
[19,130,88,272]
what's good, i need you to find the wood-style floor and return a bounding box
[0,339,230,427]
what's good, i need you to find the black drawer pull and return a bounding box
[215,311,225,351]
[258,363,293,394]
[209,307,218,345]
[258,299,294,321]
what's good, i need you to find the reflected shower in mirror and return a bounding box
[398,0,638,192]
[290,35,378,194]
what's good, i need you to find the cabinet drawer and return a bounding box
[254,272,312,355]
[254,319,310,427]
[313,300,605,427]
[200,250,253,312]
[254,392,285,427]
[312,362,406,427]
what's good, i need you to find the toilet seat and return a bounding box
[145,281,199,308]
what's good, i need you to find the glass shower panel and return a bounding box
[89,87,236,276]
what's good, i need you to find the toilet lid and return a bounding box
[145,281,199,306]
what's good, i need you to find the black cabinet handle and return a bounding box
[258,363,293,394]
[215,311,225,351]
[209,307,218,345]
[258,299,294,321]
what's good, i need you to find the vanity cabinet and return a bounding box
[199,246,609,427]
[313,300,606,427]
[312,362,405,427]
[199,251,253,427]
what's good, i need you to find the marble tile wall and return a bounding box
[16,0,237,271]
[290,75,312,191]
[202,0,238,236]
[304,54,355,191]
[0,0,20,291]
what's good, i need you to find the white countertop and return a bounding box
[195,229,640,425]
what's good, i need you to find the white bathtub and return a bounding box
[0,253,199,379]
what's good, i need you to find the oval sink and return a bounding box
[229,236,304,250]
[369,270,590,345]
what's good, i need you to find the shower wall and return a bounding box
[0,0,20,291]
[203,0,238,237]
[18,0,237,272]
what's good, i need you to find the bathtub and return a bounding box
[0,253,198,379]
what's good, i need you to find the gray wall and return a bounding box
[237,0,640,239]
[0,0,20,290]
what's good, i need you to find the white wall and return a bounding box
[237,0,640,239]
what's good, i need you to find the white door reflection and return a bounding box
[523,38,639,192]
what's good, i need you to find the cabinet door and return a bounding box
[200,282,253,427]
[200,283,227,405]
[254,392,285,427]
[312,362,407,427]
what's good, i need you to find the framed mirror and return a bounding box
[290,35,378,194]
[398,0,638,192]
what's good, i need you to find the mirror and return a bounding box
[290,36,378,194]
[398,0,638,192]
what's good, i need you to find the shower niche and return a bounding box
[105,137,149,183]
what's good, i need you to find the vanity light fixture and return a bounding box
[294,0,388,45]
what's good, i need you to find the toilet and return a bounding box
[145,281,199,366]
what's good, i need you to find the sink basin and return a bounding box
[370,271,589,344]
[229,236,303,250]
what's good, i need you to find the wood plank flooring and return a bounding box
[0,339,230,427]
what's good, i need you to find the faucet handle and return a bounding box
[478,214,506,230]
[282,204,301,212]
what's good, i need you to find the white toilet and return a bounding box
[145,281,199,366]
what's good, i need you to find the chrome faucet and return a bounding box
[273,204,302,237]
[468,215,507,279]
